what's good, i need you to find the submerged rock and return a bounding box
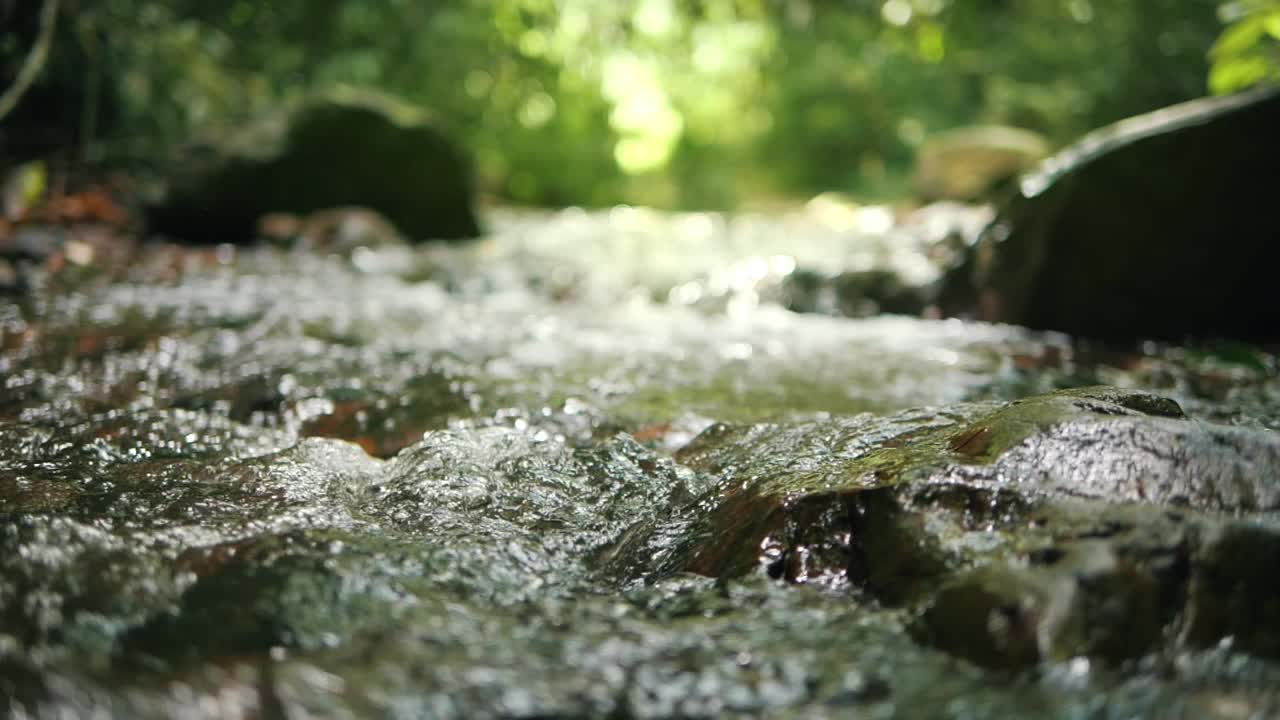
[781,267,934,318]
[147,87,480,244]
[950,85,1280,341]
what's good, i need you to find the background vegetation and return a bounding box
[2,0,1278,209]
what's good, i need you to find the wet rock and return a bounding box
[951,85,1280,341]
[256,206,407,255]
[644,387,1280,668]
[913,125,1050,202]
[916,565,1058,669]
[1182,521,1280,658]
[147,87,480,244]
[938,386,1280,511]
[969,409,1280,510]
[916,505,1185,669]
[781,268,934,318]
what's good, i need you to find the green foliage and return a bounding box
[1,0,1239,208]
[759,0,1222,197]
[1209,0,1280,93]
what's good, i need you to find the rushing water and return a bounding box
[2,204,1279,717]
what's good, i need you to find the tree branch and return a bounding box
[0,0,61,123]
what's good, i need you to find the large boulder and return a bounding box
[146,87,481,243]
[947,86,1280,341]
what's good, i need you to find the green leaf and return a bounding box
[915,23,945,63]
[1264,9,1280,40]
[1209,54,1272,94]
[1210,15,1265,60]
[2,161,46,221]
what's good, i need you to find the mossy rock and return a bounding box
[146,87,481,244]
[953,85,1280,341]
[637,386,1280,668]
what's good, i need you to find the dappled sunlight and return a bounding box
[13,0,1253,208]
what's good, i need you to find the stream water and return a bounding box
[2,204,1279,718]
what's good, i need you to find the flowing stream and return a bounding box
[2,205,1279,718]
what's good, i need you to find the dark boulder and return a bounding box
[146,87,481,243]
[947,86,1280,342]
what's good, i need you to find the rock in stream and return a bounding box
[146,87,481,244]
[642,386,1280,668]
[950,85,1280,342]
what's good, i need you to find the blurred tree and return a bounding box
[758,0,1221,198]
[0,0,1243,208]
[0,0,59,123]
[1,0,119,166]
